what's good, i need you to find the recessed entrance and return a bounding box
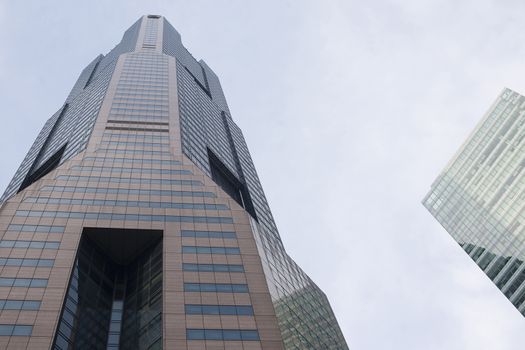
[52,228,163,350]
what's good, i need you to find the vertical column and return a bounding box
[135,15,163,53]
[134,16,146,52]
[85,56,125,153]
[168,56,182,157]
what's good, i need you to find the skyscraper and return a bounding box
[423,87,525,317]
[0,15,348,350]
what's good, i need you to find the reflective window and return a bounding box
[55,175,202,186]
[0,300,41,311]
[182,246,240,255]
[182,263,244,273]
[7,224,65,233]
[0,325,33,336]
[185,304,253,316]
[83,157,179,165]
[0,240,60,249]
[186,328,259,341]
[183,283,248,293]
[24,197,228,211]
[181,230,236,239]
[40,186,216,198]
[0,258,54,267]
[0,278,48,288]
[70,165,190,175]
[15,210,233,224]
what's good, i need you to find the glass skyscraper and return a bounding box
[424,87,525,317]
[0,15,348,349]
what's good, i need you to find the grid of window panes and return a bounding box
[53,237,116,350]
[0,220,62,316]
[424,88,525,316]
[180,221,260,343]
[120,241,162,350]
[162,19,207,88]
[106,292,124,349]
[0,59,117,204]
[39,60,117,170]
[66,55,103,102]
[173,31,349,349]
[186,329,259,341]
[1,17,142,204]
[109,52,169,124]
[14,210,233,224]
[200,61,230,115]
[0,15,348,349]
[39,185,217,198]
[185,304,254,316]
[53,236,162,350]
[142,17,158,49]
[176,60,238,176]
[0,325,32,337]
[23,196,228,211]
[0,109,60,202]
[54,174,201,186]
[0,300,40,311]
[0,278,48,288]
[92,17,142,82]
[69,163,190,175]
[0,258,54,267]
[251,219,349,349]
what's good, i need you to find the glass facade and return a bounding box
[169,18,349,350]
[0,15,347,349]
[52,230,162,350]
[0,58,117,202]
[424,88,525,316]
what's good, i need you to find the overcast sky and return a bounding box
[1,1,525,349]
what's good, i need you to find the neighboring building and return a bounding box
[0,15,348,349]
[423,87,525,316]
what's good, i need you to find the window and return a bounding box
[183,283,249,293]
[182,263,244,273]
[24,197,227,211]
[0,258,54,267]
[55,175,202,187]
[186,329,259,341]
[7,224,64,233]
[0,325,33,336]
[208,148,257,219]
[185,304,254,316]
[0,240,60,249]
[41,186,216,198]
[181,230,236,239]
[53,227,163,349]
[182,246,240,255]
[0,278,48,288]
[15,210,233,224]
[0,300,41,311]
[18,143,68,193]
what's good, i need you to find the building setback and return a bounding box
[0,15,348,349]
[424,87,525,317]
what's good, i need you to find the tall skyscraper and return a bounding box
[424,87,525,317]
[0,15,348,349]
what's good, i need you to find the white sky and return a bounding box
[1,1,525,349]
